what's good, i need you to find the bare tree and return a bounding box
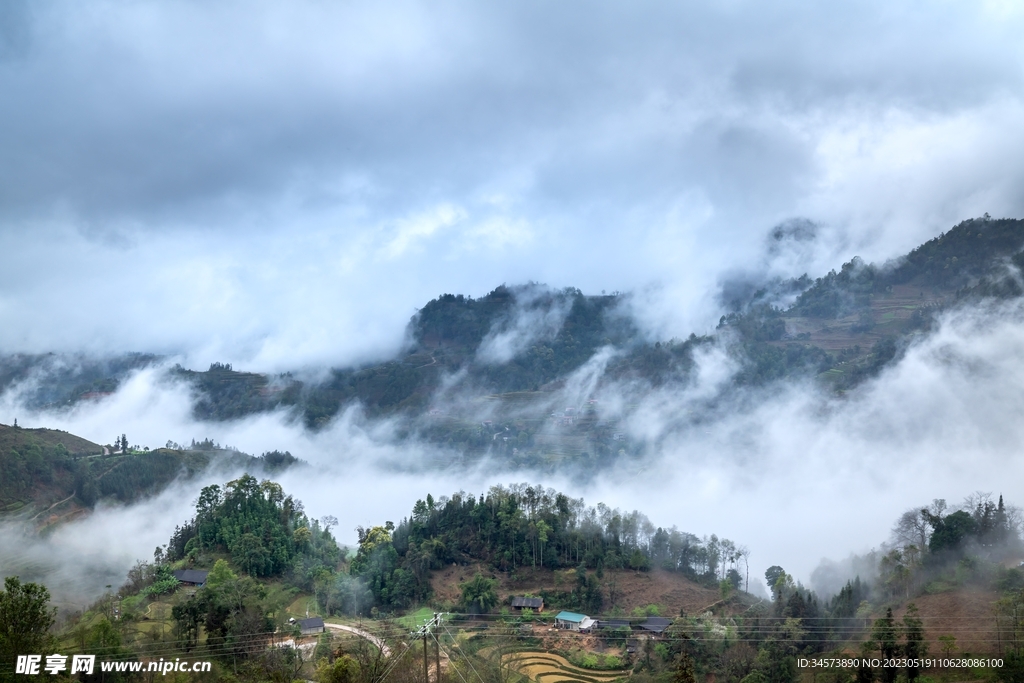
[891,509,930,550]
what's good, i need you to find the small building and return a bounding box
[638,617,671,634]
[172,570,209,587]
[298,617,325,636]
[511,596,544,611]
[598,618,631,631]
[555,611,595,631]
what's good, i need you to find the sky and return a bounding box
[3,0,1024,602]
[1,0,1023,369]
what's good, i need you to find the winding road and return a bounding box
[324,623,392,656]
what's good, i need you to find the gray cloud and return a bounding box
[0,1,1022,365]
[5,294,1024,599]
[3,1,1024,602]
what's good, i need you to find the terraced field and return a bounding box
[505,651,630,683]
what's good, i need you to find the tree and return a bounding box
[316,655,359,683]
[765,566,785,596]
[630,548,649,573]
[674,652,696,683]
[0,578,55,677]
[923,509,977,556]
[856,642,875,683]
[872,608,899,683]
[171,596,203,651]
[460,574,498,614]
[902,604,926,683]
[121,433,128,454]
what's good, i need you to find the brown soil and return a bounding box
[891,587,1003,656]
[430,564,722,617]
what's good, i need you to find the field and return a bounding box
[892,587,1002,656]
[430,565,723,617]
[505,651,630,683]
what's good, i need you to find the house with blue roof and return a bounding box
[555,611,595,631]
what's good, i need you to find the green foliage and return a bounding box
[352,483,738,613]
[872,609,899,683]
[460,574,499,613]
[674,652,697,683]
[0,425,100,507]
[0,577,55,679]
[165,475,340,578]
[316,655,360,683]
[140,576,180,597]
[903,604,926,683]
[172,569,273,659]
[998,649,1024,683]
[170,362,301,421]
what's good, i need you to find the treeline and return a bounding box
[297,285,639,424]
[790,216,1024,319]
[165,474,341,580]
[0,418,303,510]
[0,427,188,508]
[348,483,746,612]
[876,493,1022,601]
[0,352,158,411]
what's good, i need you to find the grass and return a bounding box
[285,593,317,618]
[397,607,436,629]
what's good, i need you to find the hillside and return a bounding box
[4,217,1024,472]
[430,564,725,617]
[0,423,301,522]
[14,480,1021,683]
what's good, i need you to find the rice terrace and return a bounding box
[504,651,631,683]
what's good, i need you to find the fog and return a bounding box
[3,0,1024,609]
[1,1,1024,367]
[4,292,1024,606]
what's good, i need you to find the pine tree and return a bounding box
[673,652,696,683]
[872,608,899,683]
[903,604,926,682]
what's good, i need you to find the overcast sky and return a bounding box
[2,0,1023,369]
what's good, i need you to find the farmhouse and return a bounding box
[298,617,325,636]
[554,611,595,631]
[511,596,543,611]
[597,618,631,631]
[172,569,209,587]
[638,617,672,634]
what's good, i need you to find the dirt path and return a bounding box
[414,355,438,369]
[29,493,77,521]
[324,623,392,656]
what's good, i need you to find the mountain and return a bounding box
[4,216,1024,469]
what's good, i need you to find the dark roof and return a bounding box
[511,596,543,608]
[638,617,672,633]
[598,619,631,630]
[299,617,325,629]
[172,569,209,584]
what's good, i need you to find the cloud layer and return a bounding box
[5,294,1024,604]
[1,1,1023,366]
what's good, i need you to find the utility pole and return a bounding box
[414,612,446,683]
[434,613,441,682]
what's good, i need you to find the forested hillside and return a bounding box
[5,217,1024,470]
[11,482,1024,683]
[0,423,300,518]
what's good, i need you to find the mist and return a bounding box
[4,0,1024,611]
[2,1,1024,368]
[4,290,1024,606]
